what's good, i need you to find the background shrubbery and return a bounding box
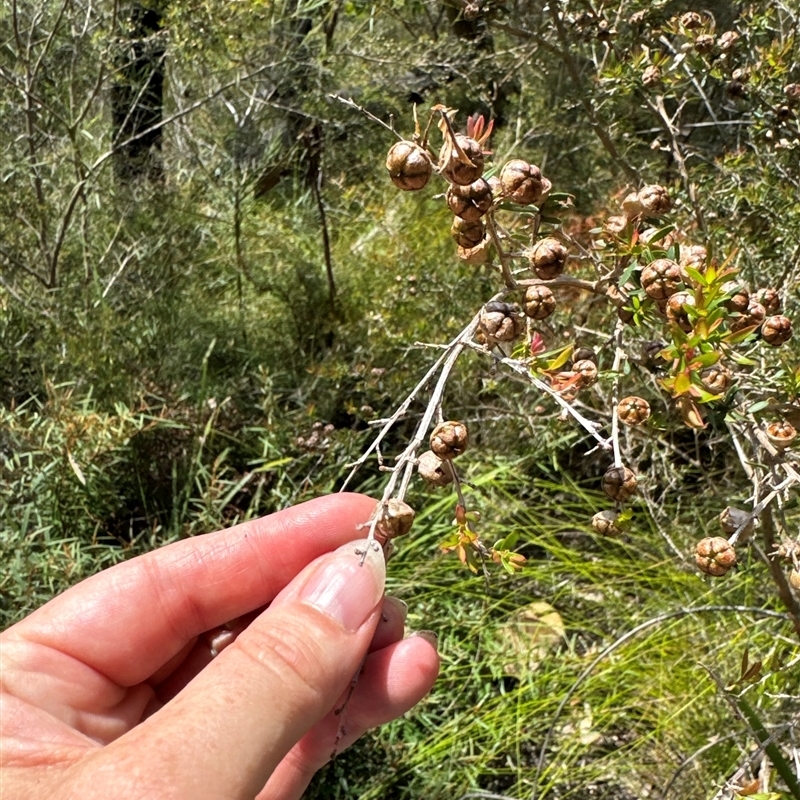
[2,1,799,797]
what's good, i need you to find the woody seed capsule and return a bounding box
[695,536,737,576]
[617,396,650,426]
[417,450,454,487]
[641,258,683,300]
[591,510,621,536]
[529,237,568,280]
[479,301,524,344]
[446,178,493,221]
[386,141,432,191]
[766,420,797,450]
[375,499,416,543]
[761,315,793,346]
[719,507,753,538]
[430,420,469,459]
[451,217,485,249]
[499,159,551,206]
[601,465,638,502]
[523,284,556,319]
[440,134,484,186]
[637,184,671,217]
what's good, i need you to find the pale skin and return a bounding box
[0,493,440,799]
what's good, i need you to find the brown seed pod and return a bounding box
[766,420,797,450]
[617,396,651,426]
[523,284,556,319]
[666,290,695,332]
[457,237,492,264]
[601,465,638,503]
[642,65,661,88]
[700,364,732,395]
[572,347,597,363]
[621,191,642,217]
[528,237,568,280]
[430,420,469,459]
[680,244,708,273]
[790,569,800,590]
[573,359,598,387]
[761,315,793,346]
[440,134,484,186]
[694,33,715,54]
[730,301,766,333]
[479,301,524,344]
[680,11,703,28]
[719,507,753,538]
[499,159,549,205]
[641,258,683,300]
[721,281,750,314]
[375,498,416,543]
[451,217,485,249]
[637,184,671,217]
[386,141,432,191]
[604,215,629,236]
[754,289,780,315]
[446,178,493,221]
[785,83,800,103]
[717,30,740,51]
[417,450,454,487]
[695,536,737,576]
[591,509,621,536]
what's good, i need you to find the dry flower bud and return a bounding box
[529,237,568,280]
[694,34,714,54]
[592,509,621,536]
[451,216,485,249]
[719,507,753,538]
[700,364,732,394]
[680,12,703,28]
[440,133,484,185]
[730,300,766,333]
[790,569,800,590]
[376,498,416,543]
[479,301,524,344]
[695,536,737,576]
[523,284,556,319]
[637,184,671,217]
[573,359,598,387]
[717,30,740,51]
[386,141,432,191]
[642,65,661,88]
[766,420,797,450]
[774,540,800,563]
[499,159,550,205]
[602,465,638,503]
[446,178,493,220]
[617,396,651,426]
[666,290,695,332]
[430,420,469,459]
[457,237,492,264]
[641,258,683,300]
[761,315,793,346]
[417,450,454,486]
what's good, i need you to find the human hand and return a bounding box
[0,493,439,799]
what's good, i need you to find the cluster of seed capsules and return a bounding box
[385,119,799,581]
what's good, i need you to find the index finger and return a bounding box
[5,493,377,686]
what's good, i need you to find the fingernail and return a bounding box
[300,539,385,632]
[384,595,408,622]
[411,630,439,650]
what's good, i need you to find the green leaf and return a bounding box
[545,345,573,372]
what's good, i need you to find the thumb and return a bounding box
[93,539,386,800]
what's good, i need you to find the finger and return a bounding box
[72,539,387,800]
[6,493,377,687]
[258,632,440,800]
[148,595,407,709]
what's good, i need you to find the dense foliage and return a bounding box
[2,1,800,797]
